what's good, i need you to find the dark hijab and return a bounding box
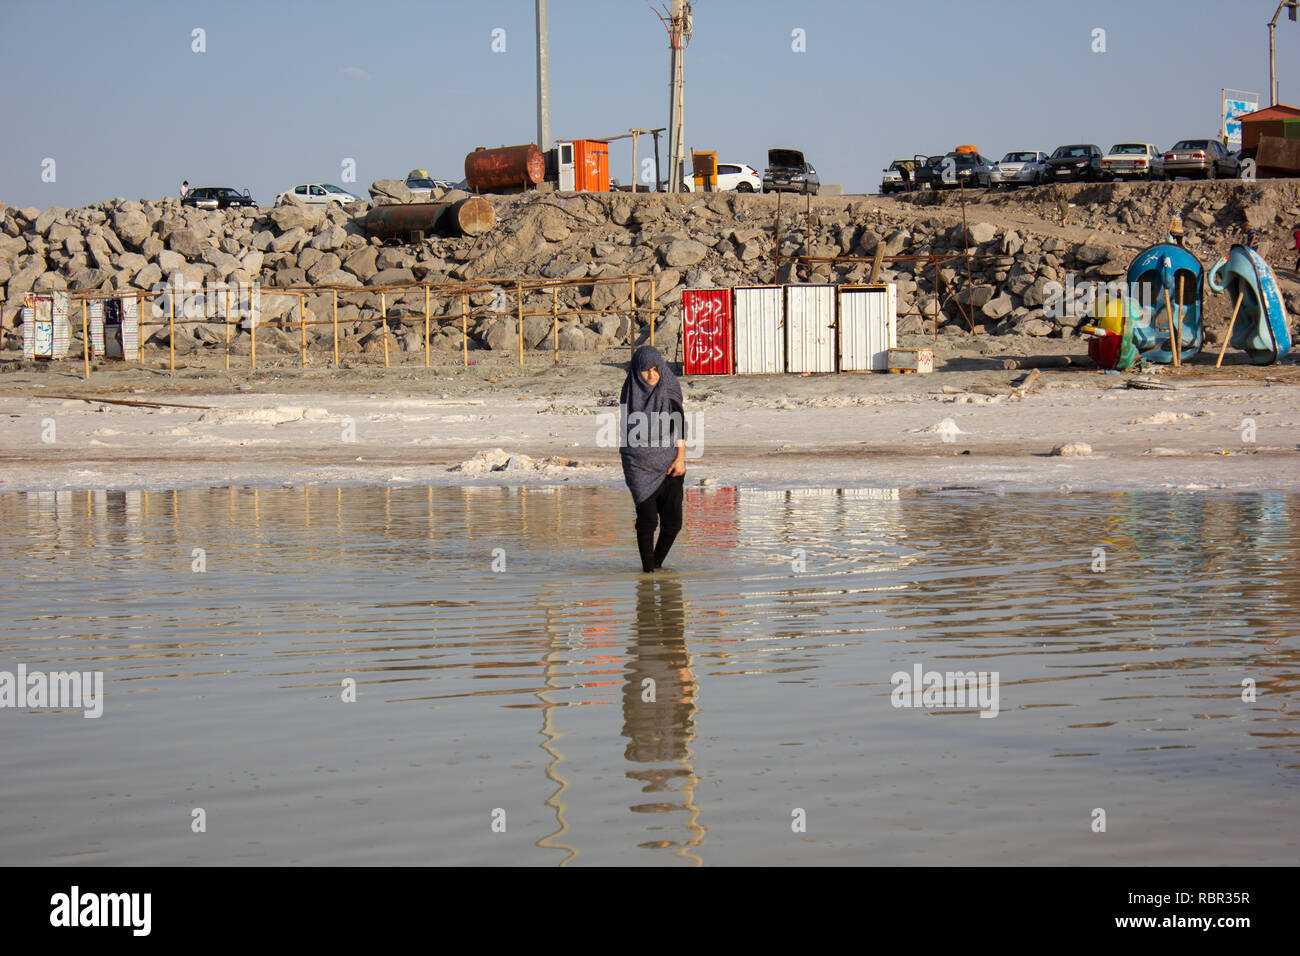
[619,346,684,504]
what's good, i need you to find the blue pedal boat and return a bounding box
[1125,244,1204,364]
[1207,244,1293,365]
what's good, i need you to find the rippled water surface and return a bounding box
[1,486,1297,865]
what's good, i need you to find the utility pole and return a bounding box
[658,2,692,192]
[1269,1,1298,106]
[536,0,551,149]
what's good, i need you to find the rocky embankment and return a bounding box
[2,180,1298,362]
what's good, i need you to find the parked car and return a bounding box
[880,158,918,194]
[987,151,1048,189]
[683,162,763,192]
[1162,139,1240,180]
[910,154,947,190]
[913,151,993,189]
[1039,144,1104,183]
[1100,143,1164,180]
[762,148,820,195]
[404,169,456,200]
[181,186,256,210]
[274,183,362,206]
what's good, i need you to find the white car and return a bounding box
[1100,143,1163,181]
[682,162,763,192]
[987,151,1048,188]
[274,183,361,206]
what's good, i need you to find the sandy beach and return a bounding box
[4,337,1297,494]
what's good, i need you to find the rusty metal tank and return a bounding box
[359,198,495,240]
[464,144,545,193]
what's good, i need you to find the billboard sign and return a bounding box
[1222,89,1259,147]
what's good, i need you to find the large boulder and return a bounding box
[966,222,998,245]
[0,234,26,261]
[479,317,517,351]
[85,233,114,269]
[1074,243,1111,265]
[538,208,570,242]
[168,227,205,260]
[111,208,151,249]
[1016,317,1054,337]
[33,270,68,292]
[270,227,307,253]
[369,267,416,287]
[269,204,324,233]
[369,179,412,203]
[157,249,186,273]
[981,293,1015,320]
[306,253,342,284]
[522,315,553,349]
[660,239,707,268]
[308,226,347,252]
[343,246,378,281]
[310,269,363,287]
[557,325,595,350]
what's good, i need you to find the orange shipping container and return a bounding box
[573,139,610,192]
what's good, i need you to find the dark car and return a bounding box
[181,186,256,210]
[912,151,992,190]
[762,148,820,195]
[910,154,947,190]
[1039,144,1104,183]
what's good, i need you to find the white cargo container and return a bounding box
[785,284,836,373]
[732,285,785,374]
[837,283,897,371]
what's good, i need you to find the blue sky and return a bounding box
[1,0,1296,208]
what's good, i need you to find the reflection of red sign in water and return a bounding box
[682,289,733,375]
[685,486,738,550]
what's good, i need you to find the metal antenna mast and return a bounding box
[656,1,692,192]
[536,0,552,149]
[1268,1,1298,106]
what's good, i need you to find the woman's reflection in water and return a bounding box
[622,575,704,863]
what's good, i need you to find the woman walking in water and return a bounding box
[620,346,686,573]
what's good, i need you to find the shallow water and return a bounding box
[0,486,1296,866]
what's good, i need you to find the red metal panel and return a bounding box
[682,289,733,375]
[574,140,610,192]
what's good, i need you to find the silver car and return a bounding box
[987,151,1048,188]
[1162,139,1240,180]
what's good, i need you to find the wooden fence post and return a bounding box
[516,279,524,366]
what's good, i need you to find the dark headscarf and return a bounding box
[619,346,684,504]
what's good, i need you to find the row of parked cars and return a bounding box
[678,149,821,195]
[881,139,1245,194]
[180,169,463,210]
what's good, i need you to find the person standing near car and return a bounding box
[619,346,687,574]
[179,180,189,200]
